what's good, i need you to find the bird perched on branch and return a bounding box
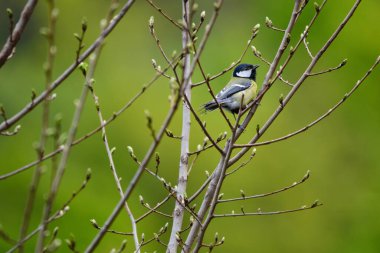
[202,63,259,115]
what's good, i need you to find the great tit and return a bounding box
[202,63,259,115]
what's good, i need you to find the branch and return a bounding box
[139,195,173,219]
[302,28,314,58]
[136,193,174,223]
[85,72,184,253]
[251,45,294,87]
[0,0,38,67]
[87,15,141,249]
[0,0,137,132]
[183,2,302,251]
[167,1,192,250]
[308,58,347,76]
[265,16,285,32]
[237,0,302,135]
[90,219,133,236]
[183,94,225,155]
[219,170,310,203]
[145,0,183,30]
[213,200,322,218]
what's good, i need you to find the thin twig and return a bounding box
[219,170,310,203]
[90,220,133,236]
[308,59,347,76]
[303,30,314,58]
[136,193,174,223]
[35,59,93,252]
[140,200,173,219]
[237,0,302,136]
[225,149,256,176]
[145,0,183,30]
[265,16,286,32]
[183,94,224,155]
[213,201,322,218]
[86,1,141,250]
[252,46,294,87]
[0,0,38,67]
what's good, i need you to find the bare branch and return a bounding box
[308,58,347,76]
[139,196,173,219]
[145,0,183,30]
[265,16,286,32]
[252,46,294,87]
[302,29,314,58]
[225,149,256,176]
[219,170,310,203]
[90,219,133,236]
[183,94,225,155]
[167,2,192,250]
[213,200,322,218]
[0,0,38,67]
[136,193,174,223]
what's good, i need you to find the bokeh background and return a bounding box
[0,0,379,252]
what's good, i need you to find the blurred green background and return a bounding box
[0,0,379,252]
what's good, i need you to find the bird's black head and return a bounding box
[233,63,259,81]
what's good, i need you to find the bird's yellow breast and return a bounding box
[232,80,257,105]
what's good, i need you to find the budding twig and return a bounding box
[213,200,322,218]
[219,170,311,203]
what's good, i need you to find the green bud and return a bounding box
[6,8,13,19]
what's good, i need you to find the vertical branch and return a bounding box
[167,1,192,252]
[86,1,141,251]
[237,0,302,135]
[183,1,301,251]
[85,87,183,252]
[35,56,91,253]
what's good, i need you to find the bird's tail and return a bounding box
[200,101,219,114]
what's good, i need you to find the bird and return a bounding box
[201,63,259,115]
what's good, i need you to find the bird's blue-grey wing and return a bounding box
[216,80,251,100]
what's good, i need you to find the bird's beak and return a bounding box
[253,65,259,69]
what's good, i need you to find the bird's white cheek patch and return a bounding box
[236,69,252,78]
